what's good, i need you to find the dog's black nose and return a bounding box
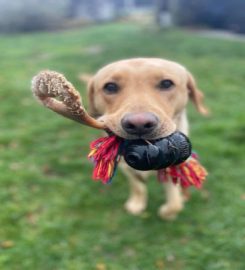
[121,112,158,135]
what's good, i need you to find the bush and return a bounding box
[177,0,245,33]
[0,0,68,33]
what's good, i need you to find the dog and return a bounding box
[81,58,208,220]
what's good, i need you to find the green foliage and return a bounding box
[0,0,68,33]
[178,0,245,33]
[0,23,244,270]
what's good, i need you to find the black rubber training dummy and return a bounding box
[123,132,192,171]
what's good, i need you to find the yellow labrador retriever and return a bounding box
[32,58,208,220]
[82,58,208,220]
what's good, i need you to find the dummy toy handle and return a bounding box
[31,70,105,130]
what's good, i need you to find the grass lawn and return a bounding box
[0,23,244,270]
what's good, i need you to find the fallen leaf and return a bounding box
[240,194,245,200]
[155,259,165,269]
[9,141,19,149]
[95,263,106,270]
[179,237,190,244]
[26,212,38,225]
[124,247,136,257]
[166,254,175,262]
[1,240,15,249]
[9,162,22,171]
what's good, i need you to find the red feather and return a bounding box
[158,153,208,188]
[88,135,122,184]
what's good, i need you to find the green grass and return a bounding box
[0,23,244,270]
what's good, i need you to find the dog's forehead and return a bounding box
[95,58,186,79]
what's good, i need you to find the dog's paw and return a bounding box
[158,203,183,220]
[124,198,146,215]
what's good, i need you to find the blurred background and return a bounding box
[0,1,244,270]
[0,0,245,33]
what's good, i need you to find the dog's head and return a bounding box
[85,58,208,140]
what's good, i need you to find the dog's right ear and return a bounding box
[79,73,100,118]
[78,73,93,84]
[87,78,100,117]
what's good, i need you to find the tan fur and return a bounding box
[82,58,208,220]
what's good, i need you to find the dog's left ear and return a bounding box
[78,73,93,84]
[187,72,209,116]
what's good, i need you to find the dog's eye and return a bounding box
[103,82,119,94]
[158,80,174,90]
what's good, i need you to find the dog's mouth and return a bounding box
[105,128,192,171]
[106,124,175,141]
[106,128,163,141]
[99,114,176,141]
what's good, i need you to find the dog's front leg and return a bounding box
[120,162,149,215]
[158,181,184,220]
[159,110,189,220]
